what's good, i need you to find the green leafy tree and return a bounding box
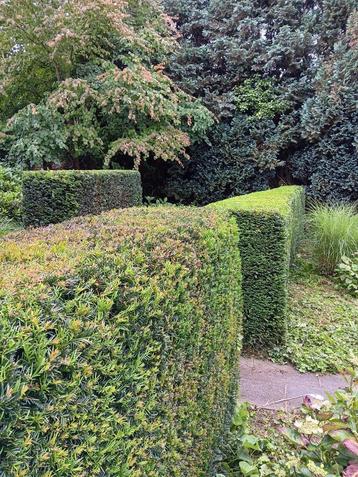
[0,0,213,170]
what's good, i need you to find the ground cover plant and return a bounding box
[215,362,358,477]
[269,253,358,373]
[0,206,242,477]
[337,253,358,298]
[22,170,143,226]
[210,186,305,349]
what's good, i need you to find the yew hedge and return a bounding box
[0,206,242,477]
[210,186,305,349]
[22,170,142,227]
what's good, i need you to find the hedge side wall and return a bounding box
[22,170,142,227]
[0,207,242,477]
[210,186,305,349]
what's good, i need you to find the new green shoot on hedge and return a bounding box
[209,186,305,349]
[0,206,242,476]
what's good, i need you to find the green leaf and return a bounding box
[239,461,259,476]
[242,434,261,451]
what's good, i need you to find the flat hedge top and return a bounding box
[0,206,231,293]
[23,169,140,178]
[211,186,304,216]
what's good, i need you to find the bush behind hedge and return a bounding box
[22,169,142,227]
[210,186,305,349]
[0,206,242,476]
[0,165,22,220]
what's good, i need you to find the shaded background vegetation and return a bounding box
[163,0,358,204]
[0,0,357,205]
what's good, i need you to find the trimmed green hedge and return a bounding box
[210,186,305,348]
[0,207,242,476]
[22,170,142,227]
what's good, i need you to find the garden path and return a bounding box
[240,357,346,411]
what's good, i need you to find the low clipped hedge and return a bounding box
[22,170,142,227]
[0,207,242,477]
[210,186,305,349]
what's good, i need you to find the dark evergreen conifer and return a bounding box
[164,0,357,203]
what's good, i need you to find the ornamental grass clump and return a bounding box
[309,203,358,275]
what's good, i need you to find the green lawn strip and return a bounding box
[269,257,358,373]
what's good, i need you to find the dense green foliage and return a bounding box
[217,363,358,477]
[0,0,213,170]
[210,186,305,348]
[1,0,356,201]
[309,203,358,275]
[0,206,242,476]
[165,117,274,205]
[337,253,358,297]
[164,0,357,204]
[23,170,142,227]
[270,252,358,373]
[0,165,22,220]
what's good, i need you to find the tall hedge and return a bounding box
[22,170,142,227]
[0,206,242,476]
[210,186,305,349]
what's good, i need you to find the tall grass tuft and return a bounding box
[309,203,358,274]
[0,218,20,238]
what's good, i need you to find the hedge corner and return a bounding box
[0,206,243,476]
[209,185,305,349]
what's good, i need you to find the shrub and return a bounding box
[0,206,242,477]
[210,186,305,348]
[337,253,358,297]
[217,362,358,477]
[309,203,358,275]
[165,118,274,205]
[0,165,22,220]
[22,169,142,227]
